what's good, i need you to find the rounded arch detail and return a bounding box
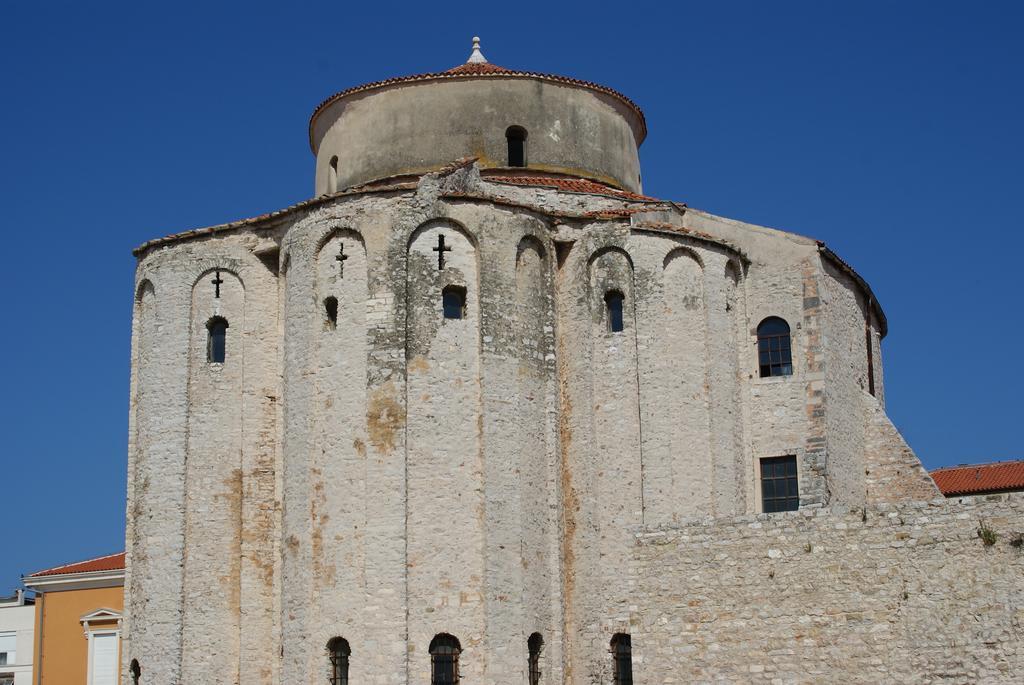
[190,266,245,292]
[586,244,635,272]
[407,217,478,252]
[663,245,704,270]
[135,279,156,302]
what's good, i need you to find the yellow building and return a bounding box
[22,553,124,685]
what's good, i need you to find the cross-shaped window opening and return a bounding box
[432,233,453,270]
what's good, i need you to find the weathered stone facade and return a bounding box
[121,42,1022,684]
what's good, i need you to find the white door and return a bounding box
[90,633,118,685]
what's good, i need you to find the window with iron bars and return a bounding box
[327,637,350,685]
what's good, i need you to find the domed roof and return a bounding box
[308,37,647,151]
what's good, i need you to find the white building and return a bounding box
[121,38,1023,684]
[0,590,34,685]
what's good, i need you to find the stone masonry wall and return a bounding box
[627,495,1024,684]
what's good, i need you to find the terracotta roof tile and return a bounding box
[445,62,513,75]
[930,461,1024,496]
[26,552,126,577]
[490,176,659,202]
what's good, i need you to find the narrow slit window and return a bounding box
[327,637,350,685]
[756,316,792,377]
[528,633,543,685]
[207,317,228,363]
[605,290,625,332]
[442,285,467,320]
[611,633,633,685]
[760,455,799,512]
[324,296,339,328]
[506,126,527,167]
[129,660,141,685]
[430,633,461,685]
[328,155,339,194]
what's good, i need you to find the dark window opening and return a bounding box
[130,660,141,685]
[207,317,228,363]
[442,285,467,320]
[605,290,625,333]
[430,633,460,685]
[528,633,543,685]
[611,633,632,685]
[327,637,350,685]
[506,126,527,167]
[757,316,792,377]
[324,296,339,328]
[761,455,799,512]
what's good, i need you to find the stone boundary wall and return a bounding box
[628,495,1023,683]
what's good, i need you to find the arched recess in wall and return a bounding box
[515,235,549,348]
[586,243,644,529]
[406,219,479,353]
[327,156,339,194]
[128,278,157,640]
[650,246,711,524]
[514,233,556,622]
[315,228,367,331]
[404,219,482,630]
[181,265,245,683]
[312,227,369,610]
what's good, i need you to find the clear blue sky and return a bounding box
[2,1,1021,588]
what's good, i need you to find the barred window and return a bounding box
[430,634,460,685]
[207,317,228,363]
[761,455,799,513]
[611,633,632,685]
[757,317,792,377]
[605,290,625,333]
[327,637,350,685]
[527,633,543,685]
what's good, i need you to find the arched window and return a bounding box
[527,633,543,685]
[506,126,527,167]
[757,316,792,377]
[429,633,461,685]
[129,659,141,685]
[327,637,350,685]
[207,317,228,363]
[324,296,339,329]
[328,156,339,194]
[605,290,625,333]
[442,285,467,320]
[611,633,633,685]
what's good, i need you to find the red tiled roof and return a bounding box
[26,552,126,577]
[930,461,1024,496]
[490,175,659,202]
[309,65,646,151]
[445,62,513,75]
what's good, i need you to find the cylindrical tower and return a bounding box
[121,37,933,685]
[310,38,646,195]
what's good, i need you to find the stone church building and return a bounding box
[122,39,1022,683]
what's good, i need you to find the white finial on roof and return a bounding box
[467,36,488,64]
